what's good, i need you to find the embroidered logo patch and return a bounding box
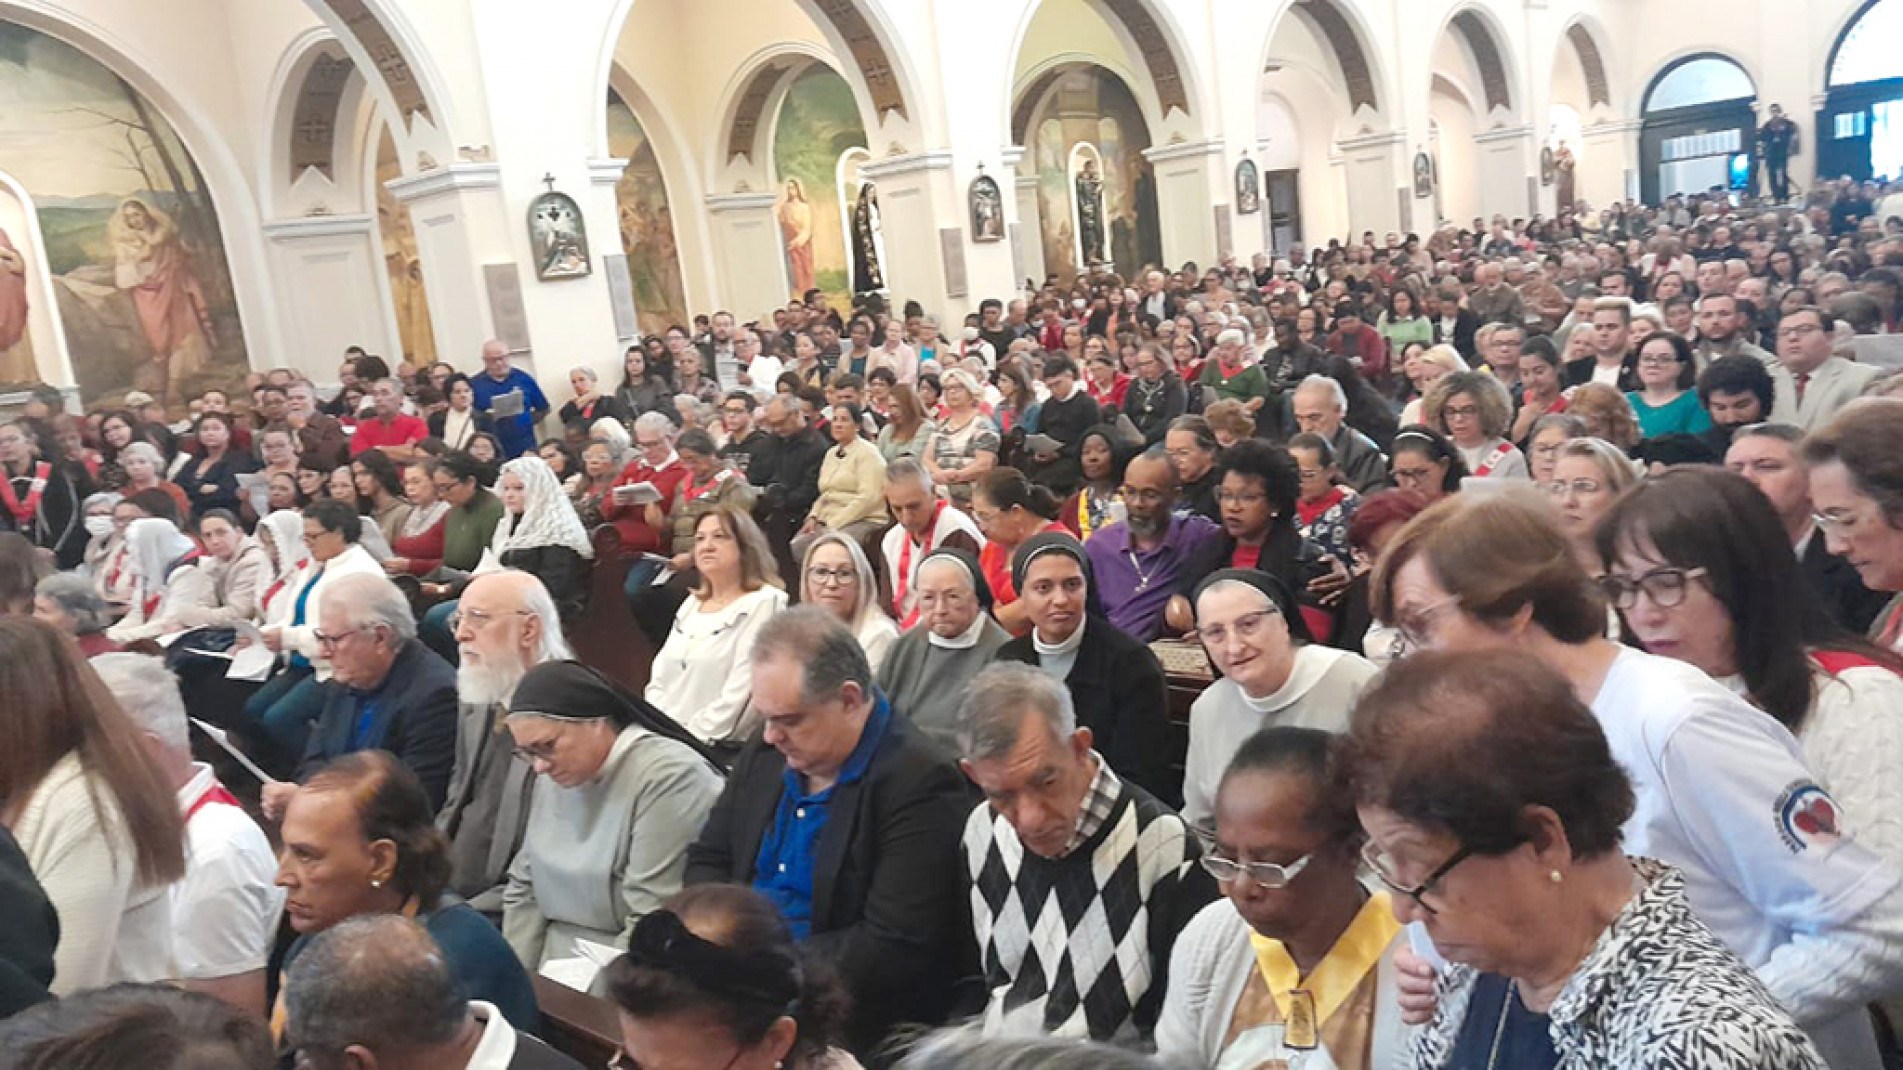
[1774,780,1842,853]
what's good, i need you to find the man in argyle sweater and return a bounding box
[956,663,1216,1041]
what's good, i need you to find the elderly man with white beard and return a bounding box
[436,570,573,916]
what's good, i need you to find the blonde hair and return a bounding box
[1553,437,1642,494]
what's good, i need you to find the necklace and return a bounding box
[1125,547,1156,591]
[1484,980,1514,1070]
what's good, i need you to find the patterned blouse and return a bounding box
[1413,859,1825,1070]
[1295,485,1359,564]
[929,413,1001,505]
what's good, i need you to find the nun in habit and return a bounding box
[874,547,1010,754]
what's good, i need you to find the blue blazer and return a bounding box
[297,638,459,810]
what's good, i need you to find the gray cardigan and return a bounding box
[875,619,1013,754]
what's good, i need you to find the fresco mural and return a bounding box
[606,92,689,336]
[0,20,248,408]
[1028,68,1160,281]
[772,65,867,309]
[375,125,437,368]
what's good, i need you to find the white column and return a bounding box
[1581,119,1641,209]
[706,193,787,325]
[262,214,399,384]
[1475,125,1538,220]
[385,164,516,374]
[1143,139,1225,268]
[1339,131,1408,236]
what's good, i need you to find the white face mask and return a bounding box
[85,516,114,538]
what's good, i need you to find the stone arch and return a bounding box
[297,0,457,163]
[0,2,282,374]
[1559,19,1613,111]
[1264,0,1386,121]
[716,47,854,177]
[1641,51,1758,116]
[264,32,359,218]
[1436,5,1518,119]
[1004,0,1203,138]
[605,69,702,335]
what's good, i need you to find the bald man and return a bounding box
[469,339,549,460]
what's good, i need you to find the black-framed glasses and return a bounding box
[1361,839,1473,915]
[1597,566,1708,610]
[312,626,365,650]
[805,565,858,588]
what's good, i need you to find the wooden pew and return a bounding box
[570,526,659,693]
[532,975,622,1067]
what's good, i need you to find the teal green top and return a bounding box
[1628,390,1713,440]
[442,487,505,572]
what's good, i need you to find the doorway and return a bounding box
[1265,170,1301,254]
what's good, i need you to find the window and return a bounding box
[1644,57,1754,114]
[1831,0,1903,88]
[1837,111,1870,140]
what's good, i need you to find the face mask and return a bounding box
[85,516,114,538]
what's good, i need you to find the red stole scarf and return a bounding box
[1,461,49,526]
[1471,441,1515,477]
[185,779,242,821]
[893,501,949,628]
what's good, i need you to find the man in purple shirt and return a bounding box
[1083,448,1221,642]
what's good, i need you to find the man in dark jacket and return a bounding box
[1423,287,1480,360]
[263,572,459,814]
[686,607,974,1055]
[751,395,827,579]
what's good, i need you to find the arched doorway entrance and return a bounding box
[1818,0,1903,182]
[1639,54,1755,203]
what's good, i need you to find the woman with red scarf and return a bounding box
[0,420,82,568]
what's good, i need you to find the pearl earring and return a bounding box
[1549,870,1563,884]
[371,878,383,888]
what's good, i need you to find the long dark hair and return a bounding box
[1389,425,1469,494]
[352,449,404,506]
[975,467,1060,521]
[1595,467,1903,732]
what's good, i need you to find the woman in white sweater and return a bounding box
[644,505,787,753]
[168,509,273,630]
[106,517,211,643]
[1,618,185,992]
[1182,570,1378,829]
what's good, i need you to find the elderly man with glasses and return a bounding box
[261,571,458,820]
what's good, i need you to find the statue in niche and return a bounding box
[851,182,885,295]
[0,228,32,383]
[527,189,592,281]
[970,174,1005,243]
[1075,158,1106,267]
[110,197,213,403]
[778,179,816,296]
[1554,141,1578,210]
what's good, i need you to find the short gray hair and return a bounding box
[119,441,163,468]
[751,605,870,705]
[322,572,417,643]
[886,456,932,492]
[284,914,465,1057]
[35,572,111,633]
[90,652,189,756]
[955,663,1076,762]
[1294,373,1346,412]
[518,572,574,663]
[633,411,677,441]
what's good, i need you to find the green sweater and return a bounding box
[443,488,505,572]
[1197,361,1268,403]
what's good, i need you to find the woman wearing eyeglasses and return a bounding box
[1596,468,1903,876]
[800,532,898,672]
[1372,491,1903,1068]
[1805,399,1903,653]
[1422,372,1526,481]
[1386,427,1467,506]
[1547,438,1641,572]
[500,661,723,984]
[1345,650,1824,1070]
[605,885,858,1070]
[1180,570,1376,829]
[1626,332,1712,441]
[1158,726,1412,1070]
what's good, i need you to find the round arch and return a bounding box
[0,2,283,373]
[1818,0,1903,181]
[1428,4,1521,122]
[1638,52,1758,203]
[1002,0,1205,142]
[1553,15,1614,115]
[1259,0,1389,122]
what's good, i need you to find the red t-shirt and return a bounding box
[981,521,1071,607]
[349,414,429,456]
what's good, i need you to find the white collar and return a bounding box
[1238,646,1337,713]
[929,611,989,650]
[175,762,216,811]
[463,1001,519,1070]
[1033,616,1086,658]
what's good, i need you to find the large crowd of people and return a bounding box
[1,179,1902,1069]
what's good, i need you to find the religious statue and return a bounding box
[527,188,592,281]
[1075,158,1106,267]
[1553,141,1578,211]
[1756,103,1800,203]
[1412,152,1436,200]
[1235,159,1261,215]
[0,227,30,377]
[850,182,885,295]
[109,197,213,404]
[969,174,1005,242]
[777,179,815,296]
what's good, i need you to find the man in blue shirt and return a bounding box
[685,606,973,1054]
[470,340,550,460]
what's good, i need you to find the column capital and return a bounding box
[1583,118,1643,138]
[1143,138,1225,163]
[999,145,1027,169]
[705,192,779,213]
[859,150,955,181]
[383,163,503,204]
[1337,130,1405,153]
[1473,125,1535,146]
[587,157,630,187]
[262,214,377,240]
